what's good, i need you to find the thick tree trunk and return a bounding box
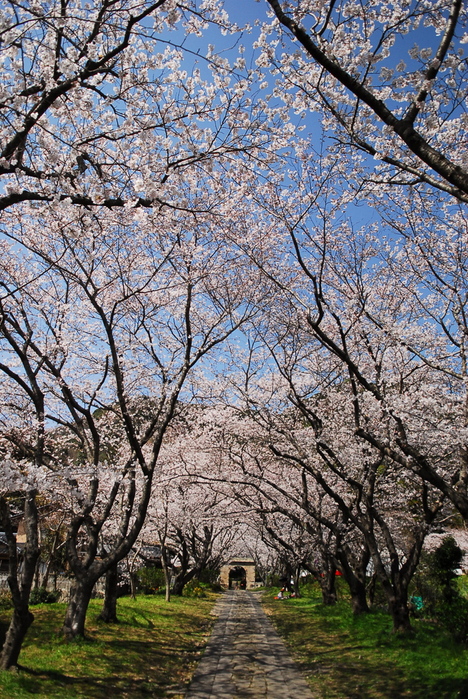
[337,543,370,615]
[367,574,377,606]
[0,608,34,671]
[388,593,412,634]
[340,560,369,614]
[98,563,119,623]
[349,580,370,615]
[61,579,94,639]
[171,568,197,596]
[320,569,337,605]
[0,490,40,670]
[171,576,186,596]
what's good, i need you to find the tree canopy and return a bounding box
[1,0,468,665]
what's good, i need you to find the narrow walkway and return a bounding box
[185,590,316,699]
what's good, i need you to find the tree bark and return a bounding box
[367,574,377,607]
[40,526,63,591]
[292,566,301,598]
[130,572,137,599]
[98,563,119,623]
[349,579,369,615]
[61,579,94,639]
[320,568,337,605]
[170,537,196,596]
[171,570,194,596]
[0,490,40,670]
[161,545,171,603]
[0,608,34,671]
[388,593,413,634]
[371,558,414,633]
[337,545,370,615]
[165,578,171,602]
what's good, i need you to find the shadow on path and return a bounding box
[185,591,316,699]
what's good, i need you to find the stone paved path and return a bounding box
[185,590,316,699]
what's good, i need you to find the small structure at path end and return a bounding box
[220,557,257,590]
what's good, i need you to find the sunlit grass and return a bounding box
[5,584,467,698]
[263,584,468,699]
[0,593,218,698]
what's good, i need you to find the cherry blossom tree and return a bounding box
[0,339,48,668]
[2,0,467,651]
[236,227,458,632]
[369,188,468,431]
[254,0,468,201]
[256,506,337,600]
[228,145,468,523]
[186,307,448,631]
[269,383,444,631]
[0,176,262,645]
[145,408,250,597]
[181,402,368,609]
[215,364,446,630]
[0,0,272,212]
[0,465,39,670]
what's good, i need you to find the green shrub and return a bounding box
[183,580,207,598]
[411,536,468,641]
[268,574,282,588]
[457,574,468,598]
[196,568,220,586]
[439,596,468,643]
[432,536,463,594]
[208,581,223,592]
[136,566,166,594]
[29,587,61,605]
[0,591,13,610]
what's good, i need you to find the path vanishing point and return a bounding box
[185,590,316,699]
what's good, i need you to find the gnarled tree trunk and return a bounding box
[0,607,34,672]
[337,544,370,615]
[171,569,195,596]
[320,567,337,606]
[98,563,119,623]
[61,578,94,639]
[388,591,412,634]
[348,578,369,615]
[0,490,40,670]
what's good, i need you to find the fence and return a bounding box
[0,573,105,600]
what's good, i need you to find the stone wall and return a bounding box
[0,573,104,600]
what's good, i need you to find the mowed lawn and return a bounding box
[0,593,218,699]
[262,587,468,699]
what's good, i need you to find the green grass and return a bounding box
[0,593,218,698]
[262,584,468,699]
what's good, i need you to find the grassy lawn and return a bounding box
[262,585,468,699]
[0,593,218,699]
